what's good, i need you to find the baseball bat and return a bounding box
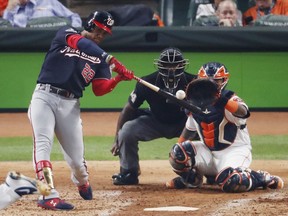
[133,76,202,114]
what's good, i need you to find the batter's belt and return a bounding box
[36,83,76,99]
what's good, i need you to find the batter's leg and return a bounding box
[28,91,60,199]
[54,99,89,190]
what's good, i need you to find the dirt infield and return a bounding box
[0,112,287,216]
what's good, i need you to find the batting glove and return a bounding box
[106,55,134,80]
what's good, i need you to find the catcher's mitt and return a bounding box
[186,78,219,109]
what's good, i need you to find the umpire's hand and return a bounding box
[110,141,120,156]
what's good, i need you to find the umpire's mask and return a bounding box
[154,47,188,93]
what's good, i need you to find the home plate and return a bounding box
[144,206,199,212]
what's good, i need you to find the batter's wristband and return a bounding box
[178,136,186,143]
[225,100,239,113]
[105,55,114,64]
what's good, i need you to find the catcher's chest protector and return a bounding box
[192,90,237,151]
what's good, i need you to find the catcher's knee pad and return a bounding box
[215,167,253,193]
[36,160,55,189]
[169,140,197,174]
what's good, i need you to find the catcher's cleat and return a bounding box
[37,198,74,211]
[78,181,93,200]
[257,170,284,189]
[5,171,38,196]
[112,173,139,185]
[166,177,187,189]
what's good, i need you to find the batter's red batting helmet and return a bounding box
[84,11,114,34]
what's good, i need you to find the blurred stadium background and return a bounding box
[0,0,287,111]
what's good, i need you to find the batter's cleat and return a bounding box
[37,198,74,211]
[78,182,93,200]
[166,177,187,189]
[112,173,139,185]
[5,171,38,196]
[257,170,284,189]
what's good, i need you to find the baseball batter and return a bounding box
[27,11,134,210]
[166,62,284,192]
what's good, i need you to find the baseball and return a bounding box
[176,90,186,100]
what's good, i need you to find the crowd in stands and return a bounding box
[0,0,81,27]
[193,0,242,26]
[0,0,163,28]
[193,0,288,26]
[0,0,288,28]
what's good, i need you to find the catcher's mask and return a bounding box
[85,11,114,34]
[154,47,188,93]
[169,141,196,173]
[198,62,230,91]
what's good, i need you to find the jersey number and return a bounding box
[82,63,95,83]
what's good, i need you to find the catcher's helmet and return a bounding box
[154,47,188,93]
[84,11,114,34]
[198,62,230,91]
[169,141,196,172]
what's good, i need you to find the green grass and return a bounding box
[0,135,287,161]
[251,136,288,160]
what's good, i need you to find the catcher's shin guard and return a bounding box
[36,160,55,189]
[216,167,284,193]
[216,167,254,193]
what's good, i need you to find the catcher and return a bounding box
[166,62,284,192]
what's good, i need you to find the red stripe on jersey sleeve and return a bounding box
[67,34,84,49]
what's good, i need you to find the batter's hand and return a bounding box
[106,55,134,80]
[119,69,134,80]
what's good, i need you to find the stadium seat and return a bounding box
[159,0,191,26]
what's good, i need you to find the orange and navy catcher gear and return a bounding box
[85,11,114,34]
[169,141,202,188]
[198,62,230,92]
[169,141,196,174]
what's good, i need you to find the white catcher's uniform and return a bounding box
[185,93,252,177]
